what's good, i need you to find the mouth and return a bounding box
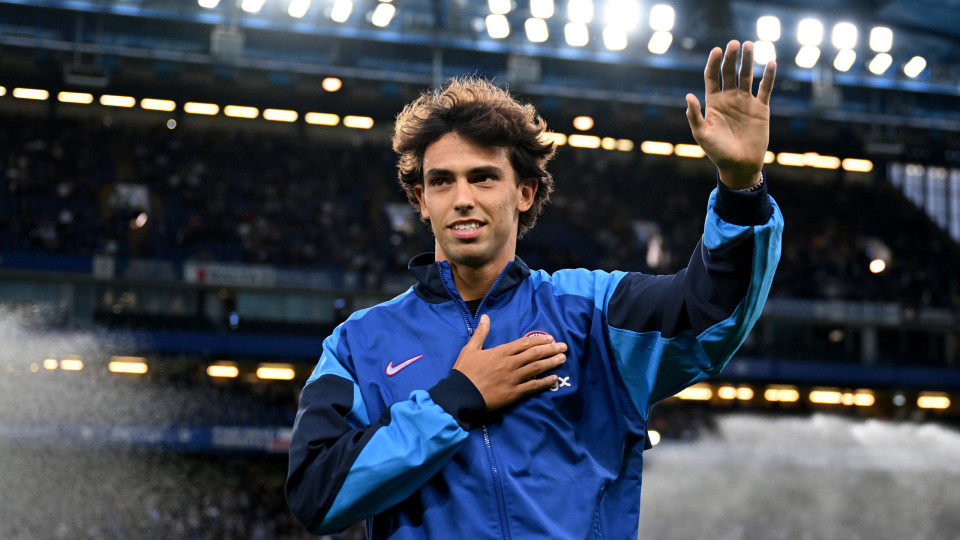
[447,220,486,239]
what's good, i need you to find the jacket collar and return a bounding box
[408,253,531,304]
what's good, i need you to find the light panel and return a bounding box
[602,27,628,50]
[756,15,781,42]
[207,363,239,378]
[797,18,824,46]
[109,357,149,374]
[141,98,176,111]
[486,14,510,38]
[754,40,776,64]
[674,144,705,158]
[100,95,136,108]
[240,0,265,13]
[567,134,602,148]
[676,384,713,401]
[305,112,340,126]
[868,53,893,75]
[263,108,298,122]
[648,4,674,31]
[12,88,49,100]
[647,31,672,54]
[833,49,856,72]
[288,0,310,18]
[257,363,297,380]
[184,102,220,115]
[572,116,594,131]
[832,22,858,49]
[604,0,641,32]
[917,392,951,410]
[330,0,352,22]
[58,91,94,104]
[530,0,554,19]
[525,18,549,43]
[60,358,84,371]
[869,26,893,53]
[371,3,396,27]
[224,105,260,119]
[488,0,511,15]
[564,22,589,47]
[904,56,927,78]
[795,45,821,68]
[640,141,673,155]
[322,77,342,92]
[343,115,374,129]
[198,0,220,7]
[567,0,594,24]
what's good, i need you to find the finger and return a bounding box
[515,342,567,365]
[517,353,566,381]
[516,375,559,397]
[720,40,740,91]
[685,93,704,132]
[738,40,755,93]
[500,333,556,355]
[757,59,777,105]
[467,314,491,351]
[703,47,722,94]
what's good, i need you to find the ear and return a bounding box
[516,177,538,212]
[414,183,429,220]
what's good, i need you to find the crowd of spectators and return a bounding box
[1,114,958,310]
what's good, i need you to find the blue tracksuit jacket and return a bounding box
[287,181,783,539]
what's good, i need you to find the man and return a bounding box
[287,40,783,539]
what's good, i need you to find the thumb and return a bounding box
[467,314,490,350]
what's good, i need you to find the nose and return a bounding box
[452,178,474,212]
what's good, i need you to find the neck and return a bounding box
[443,257,510,301]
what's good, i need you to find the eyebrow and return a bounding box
[424,165,506,178]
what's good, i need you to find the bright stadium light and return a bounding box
[530,0,554,18]
[797,18,824,46]
[343,115,374,129]
[649,4,674,32]
[184,102,220,115]
[904,56,927,78]
[869,26,893,52]
[604,0,641,32]
[240,0,265,14]
[795,45,821,68]
[640,141,673,155]
[488,0,511,15]
[330,0,353,22]
[567,134,601,148]
[100,94,136,108]
[371,3,396,27]
[833,49,856,71]
[832,22,857,49]
[141,98,176,111]
[198,0,220,7]
[602,27,628,50]
[868,53,893,75]
[841,158,873,172]
[525,18,549,42]
[12,87,49,100]
[224,105,259,119]
[305,112,340,125]
[486,14,510,38]
[263,108,298,122]
[322,77,342,92]
[572,115,594,130]
[756,15,781,42]
[57,91,94,104]
[257,363,296,381]
[564,22,589,47]
[754,40,776,64]
[567,0,593,24]
[647,30,672,54]
[288,0,310,18]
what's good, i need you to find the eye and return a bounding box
[428,177,450,187]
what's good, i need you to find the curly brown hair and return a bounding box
[392,77,556,238]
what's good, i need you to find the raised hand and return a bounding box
[453,314,567,411]
[685,40,777,190]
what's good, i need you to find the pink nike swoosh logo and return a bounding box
[386,354,424,376]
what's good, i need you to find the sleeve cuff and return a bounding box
[428,370,487,430]
[714,173,774,226]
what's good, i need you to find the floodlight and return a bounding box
[833,49,856,71]
[869,26,892,53]
[868,53,892,75]
[572,116,594,130]
[567,0,593,24]
[330,0,352,22]
[12,88,49,100]
[288,0,310,18]
[343,115,374,129]
[797,18,824,46]
[489,0,511,15]
[903,56,927,78]
[371,3,396,27]
[795,45,820,68]
[322,77,342,92]
[649,4,674,32]
[198,0,220,8]
[604,0,641,32]
[564,22,589,47]
[58,91,94,104]
[831,22,857,49]
[602,27,628,50]
[754,40,776,64]
[486,14,510,38]
[647,30,672,54]
[224,105,259,119]
[756,15,780,42]
[263,109,298,122]
[100,95,136,108]
[525,18,549,43]
[240,0,265,14]
[305,112,340,125]
[530,0,554,18]
[141,98,176,111]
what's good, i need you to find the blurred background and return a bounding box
[0,0,958,538]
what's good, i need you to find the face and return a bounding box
[415,132,536,271]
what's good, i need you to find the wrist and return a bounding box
[718,169,763,190]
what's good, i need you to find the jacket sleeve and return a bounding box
[285,328,486,534]
[604,178,783,418]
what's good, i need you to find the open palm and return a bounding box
[685,40,777,189]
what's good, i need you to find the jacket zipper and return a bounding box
[436,260,513,539]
